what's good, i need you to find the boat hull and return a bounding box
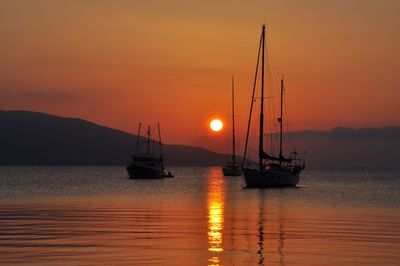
[222,167,242,176]
[242,168,299,188]
[127,164,164,179]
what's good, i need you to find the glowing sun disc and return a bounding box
[210,119,223,132]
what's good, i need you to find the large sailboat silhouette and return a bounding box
[242,25,304,188]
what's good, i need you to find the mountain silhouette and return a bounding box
[1,110,399,169]
[281,126,400,170]
[0,110,229,166]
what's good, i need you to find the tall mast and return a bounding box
[157,123,164,168]
[146,126,151,154]
[279,79,284,167]
[231,76,236,165]
[135,122,142,154]
[259,25,266,170]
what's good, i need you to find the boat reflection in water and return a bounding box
[257,191,286,266]
[206,168,225,265]
[257,192,266,265]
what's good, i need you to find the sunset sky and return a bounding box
[1,0,399,152]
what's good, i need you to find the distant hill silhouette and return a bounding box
[283,126,400,170]
[0,110,399,169]
[0,110,230,166]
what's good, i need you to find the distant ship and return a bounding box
[222,77,241,176]
[127,123,173,179]
[241,25,304,188]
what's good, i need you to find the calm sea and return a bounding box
[0,167,399,265]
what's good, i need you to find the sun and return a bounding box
[210,119,223,132]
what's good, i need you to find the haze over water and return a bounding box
[0,166,399,265]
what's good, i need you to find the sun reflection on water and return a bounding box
[207,168,225,265]
[208,201,223,252]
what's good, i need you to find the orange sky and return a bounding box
[0,0,399,152]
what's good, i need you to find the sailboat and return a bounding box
[222,77,242,176]
[127,123,173,179]
[241,25,304,188]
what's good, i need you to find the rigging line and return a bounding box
[135,122,142,154]
[247,103,259,164]
[265,35,279,155]
[283,83,294,152]
[243,28,263,166]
